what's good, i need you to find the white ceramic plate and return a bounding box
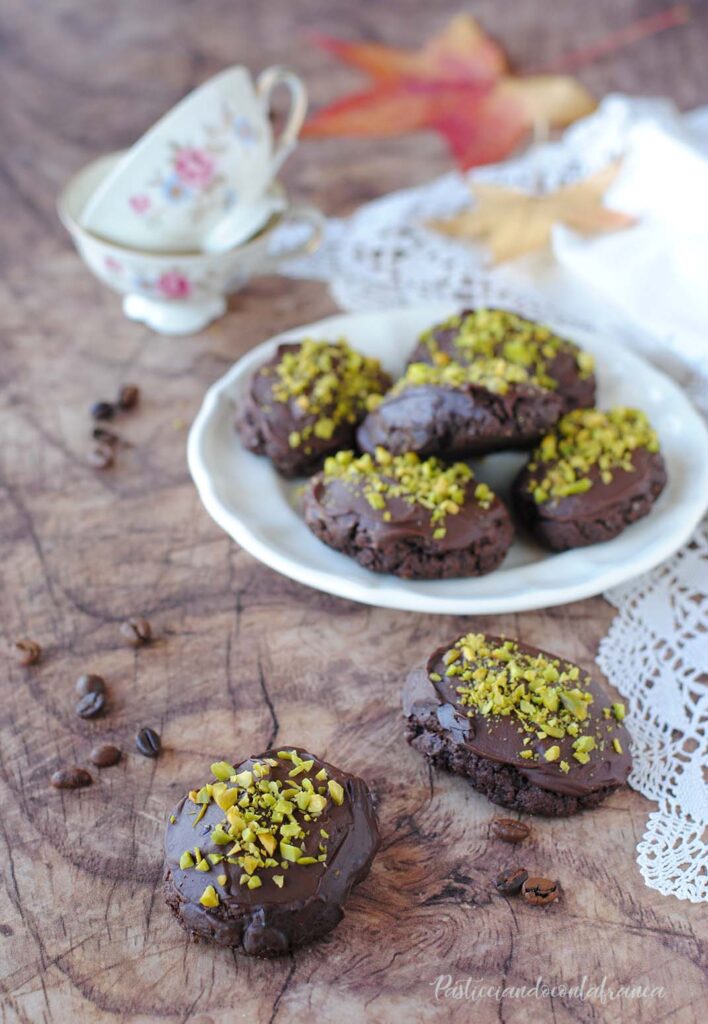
[188,305,708,614]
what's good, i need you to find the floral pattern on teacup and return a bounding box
[96,256,209,301]
[161,172,193,204]
[232,115,260,145]
[129,194,151,215]
[156,270,191,299]
[126,109,262,233]
[174,146,216,188]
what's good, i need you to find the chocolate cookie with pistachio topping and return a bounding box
[408,308,596,412]
[303,449,513,579]
[512,407,667,551]
[404,633,632,816]
[237,338,391,477]
[357,359,565,459]
[164,747,380,958]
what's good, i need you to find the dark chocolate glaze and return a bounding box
[164,747,380,957]
[236,342,391,478]
[512,447,668,551]
[403,636,632,801]
[302,473,514,579]
[357,381,565,458]
[408,308,596,413]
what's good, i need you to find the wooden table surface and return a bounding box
[1,2,706,1022]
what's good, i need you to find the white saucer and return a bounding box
[187,305,708,615]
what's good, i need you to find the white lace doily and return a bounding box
[598,522,708,902]
[277,94,708,902]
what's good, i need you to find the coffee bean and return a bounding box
[14,638,42,666]
[90,743,121,768]
[117,384,139,410]
[495,867,529,896]
[120,617,152,646]
[490,818,531,844]
[75,674,107,698]
[87,443,114,469]
[76,690,106,719]
[92,426,120,446]
[91,400,115,421]
[51,766,92,789]
[522,877,560,907]
[136,727,161,758]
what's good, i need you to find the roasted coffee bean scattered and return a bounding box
[120,617,152,646]
[75,674,107,698]
[92,426,120,445]
[136,727,161,758]
[76,690,106,719]
[87,442,115,469]
[117,384,139,410]
[51,766,92,789]
[495,867,529,896]
[90,743,121,768]
[522,876,560,906]
[90,401,116,421]
[490,818,531,844]
[14,638,42,666]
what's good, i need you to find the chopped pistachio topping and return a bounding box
[441,634,607,768]
[394,357,540,396]
[527,408,661,504]
[179,750,344,893]
[321,448,494,529]
[263,339,387,449]
[418,308,594,386]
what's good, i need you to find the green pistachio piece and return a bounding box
[211,825,231,846]
[327,780,344,805]
[199,885,219,907]
[211,761,236,781]
[280,842,301,863]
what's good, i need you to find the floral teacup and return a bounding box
[79,65,307,253]
[59,152,323,336]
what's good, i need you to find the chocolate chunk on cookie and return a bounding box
[237,339,390,477]
[164,747,380,957]
[512,407,667,551]
[404,633,632,816]
[408,308,596,412]
[357,359,564,458]
[302,449,513,579]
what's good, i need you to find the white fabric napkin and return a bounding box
[553,118,708,375]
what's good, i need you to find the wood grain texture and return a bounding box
[1,1,706,1022]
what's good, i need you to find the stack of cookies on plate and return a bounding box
[237,309,667,579]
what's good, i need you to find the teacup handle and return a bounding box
[256,66,308,175]
[262,205,325,269]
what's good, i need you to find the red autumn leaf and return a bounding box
[303,14,595,169]
[311,14,507,85]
